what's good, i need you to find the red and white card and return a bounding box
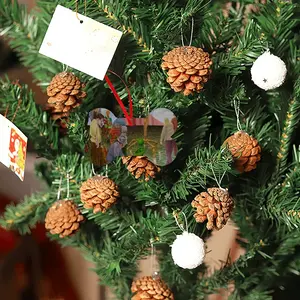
[0,114,27,181]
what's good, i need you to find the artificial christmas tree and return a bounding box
[0,1,299,299]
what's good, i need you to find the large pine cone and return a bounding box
[80,176,120,213]
[161,46,212,96]
[45,200,84,238]
[131,276,174,300]
[122,156,160,181]
[46,72,86,121]
[223,131,261,172]
[192,188,234,230]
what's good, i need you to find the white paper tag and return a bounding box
[39,5,123,80]
[0,114,28,181]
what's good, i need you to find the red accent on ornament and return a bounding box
[105,70,133,126]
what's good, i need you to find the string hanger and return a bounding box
[180,16,195,47]
[66,173,70,200]
[233,98,243,132]
[57,176,63,201]
[210,163,227,191]
[75,0,87,23]
[150,238,159,279]
[173,210,189,232]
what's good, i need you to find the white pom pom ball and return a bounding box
[251,51,287,90]
[171,231,205,269]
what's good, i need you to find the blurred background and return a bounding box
[0,1,244,299]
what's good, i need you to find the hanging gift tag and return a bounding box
[39,5,122,80]
[86,108,178,167]
[0,114,27,181]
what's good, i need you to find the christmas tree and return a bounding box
[0,0,300,299]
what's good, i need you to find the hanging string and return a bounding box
[173,211,188,232]
[75,0,86,23]
[233,99,242,131]
[150,238,155,276]
[4,105,9,118]
[105,70,133,126]
[91,163,97,176]
[210,163,222,189]
[66,173,70,200]
[57,176,63,201]
[189,17,194,47]
[180,16,195,47]
[180,17,185,47]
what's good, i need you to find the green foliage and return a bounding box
[0,0,300,299]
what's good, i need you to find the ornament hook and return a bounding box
[173,211,189,232]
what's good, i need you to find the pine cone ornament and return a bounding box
[192,188,234,230]
[122,156,160,181]
[45,200,84,238]
[131,276,174,300]
[80,176,120,213]
[223,131,261,173]
[161,46,212,96]
[46,72,86,121]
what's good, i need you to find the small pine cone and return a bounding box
[46,72,86,122]
[131,276,174,300]
[80,176,120,213]
[192,188,234,230]
[122,156,160,181]
[223,131,261,173]
[161,46,212,96]
[45,200,84,238]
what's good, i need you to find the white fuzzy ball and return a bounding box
[251,51,287,90]
[171,231,205,269]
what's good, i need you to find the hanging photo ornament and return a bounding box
[86,108,178,169]
[251,51,287,90]
[0,114,27,181]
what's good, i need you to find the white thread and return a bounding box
[174,211,189,232]
[210,163,222,189]
[189,17,194,46]
[66,173,70,199]
[92,164,97,176]
[57,176,63,200]
[234,99,242,131]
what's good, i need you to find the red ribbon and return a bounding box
[104,70,133,126]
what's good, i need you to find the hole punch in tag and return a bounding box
[39,5,123,80]
[0,114,28,181]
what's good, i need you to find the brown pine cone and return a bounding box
[223,131,261,173]
[80,176,120,213]
[192,188,234,230]
[46,72,86,122]
[161,46,212,96]
[45,200,84,238]
[131,276,174,300]
[122,156,160,181]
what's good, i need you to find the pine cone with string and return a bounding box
[45,200,84,238]
[46,72,86,122]
[122,156,160,181]
[131,276,174,300]
[80,176,120,213]
[161,46,212,96]
[223,131,261,173]
[192,188,234,230]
